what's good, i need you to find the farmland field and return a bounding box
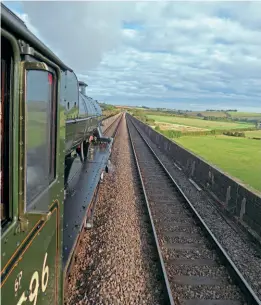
[147,114,255,130]
[228,111,261,119]
[151,122,207,132]
[189,111,228,118]
[245,130,261,138]
[175,135,261,193]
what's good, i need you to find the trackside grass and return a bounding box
[175,135,261,193]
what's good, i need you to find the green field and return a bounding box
[190,111,261,119]
[189,111,228,118]
[147,115,255,130]
[245,130,261,138]
[228,111,261,119]
[175,135,261,193]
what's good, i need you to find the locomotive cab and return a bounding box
[1,4,115,305]
[1,35,13,226]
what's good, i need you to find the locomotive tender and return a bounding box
[1,3,115,304]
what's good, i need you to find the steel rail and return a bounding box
[127,114,261,305]
[103,113,123,136]
[126,117,176,305]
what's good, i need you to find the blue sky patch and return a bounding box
[216,8,233,20]
[3,1,23,14]
[122,21,144,31]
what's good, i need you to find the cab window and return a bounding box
[1,37,12,225]
[25,69,56,208]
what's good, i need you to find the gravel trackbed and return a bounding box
[65,115,164,305]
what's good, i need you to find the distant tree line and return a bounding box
[131,108,261,129]
[99,102,121,117]
[131,110,155,125]
[206,109,237,112]
[99,102,116,111]
[223,131,245,137]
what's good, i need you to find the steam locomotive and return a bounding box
[1,3,116,304]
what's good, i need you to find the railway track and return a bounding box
[103,113,123,137]
[65,113,166,304]
[127,115,260,305]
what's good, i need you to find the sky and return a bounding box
[4,1,261,112]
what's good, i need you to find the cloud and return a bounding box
[19,1,136,73]
[5,1,261,111]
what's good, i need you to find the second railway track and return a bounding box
[127,114,260,305]
[103,113,123,137]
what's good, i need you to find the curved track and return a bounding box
[127,114,260,305]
